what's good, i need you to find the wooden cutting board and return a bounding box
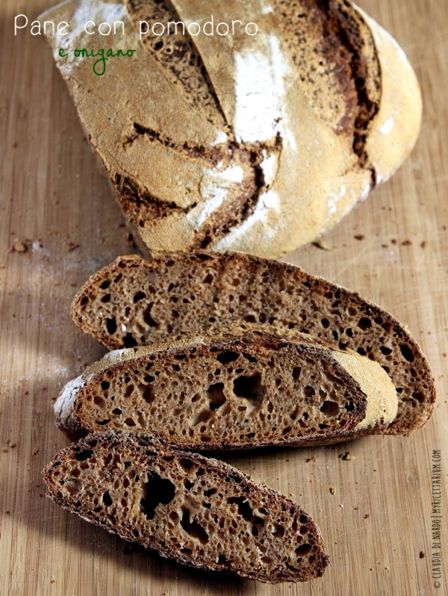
[1,1,447,594]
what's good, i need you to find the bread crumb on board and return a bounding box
[338,451,353,461]
[8,238,47,254]
[9,239,28,253]
[67,241,80,252]
[312,240,332,251]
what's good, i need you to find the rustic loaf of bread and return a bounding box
[40,0,421,257]
[71,252,436,436]
[43,431,329,582]
[54,326,398,447]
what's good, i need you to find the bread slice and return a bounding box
[54,326,398,447]
[40,0,421,258]
[71,253,435,435]
[43,431,329,582]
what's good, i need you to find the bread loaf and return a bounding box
[43,431,329,582]
[71,252,436,435]
[54,326,398,447]
[40,0,422,257]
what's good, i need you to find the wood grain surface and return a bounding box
[1,1,447,594]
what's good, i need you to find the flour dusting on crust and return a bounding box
[215,189,282,248]
[233,34,294,149]
[54,375,85,426]
[48,0,127,77]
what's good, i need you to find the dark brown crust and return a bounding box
[272,0,381,182]
[59,332,368,449]
[71,253,436,437]
[43,431,329,583]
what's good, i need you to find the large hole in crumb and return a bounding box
[243,314,257,323]
[358,317,372,330]
[227,496,253,522]
[179,458,194,471]
[106,318,117,335]
[180,508,209,544]
[207,383,226,410]
[123,333,137,348]
[400,344,415,362]
[140,473,175,520]
[204,488,217,497]
[296,543,312,556]
[139,383,155,404]
[273,524,285,537]
[133,291,146,303]
[413,391,425,403]
[217,351,239,364]
[292,367,301,380]
[102,491,113,507]
[124,384,134,398]
[242,353,258,363]
[320,401,340,416]
[143,303,159,328]
[74,449,93,461]
[233,373,264,401]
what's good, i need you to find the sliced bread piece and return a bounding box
[71,252,436,435]
[43,431,329,583]
[55,327,397,448]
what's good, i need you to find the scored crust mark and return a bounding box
[123,122,225,163]
[62,335,368,447]
[43,431,329,582]
[71,254,436,436]
[333,0,381,184]
[191,136,282,249]
[272,0,381,184]
[113,173,188,221]
[113,156,268,246]
[125,0,229,130]
[117,126,282,247]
